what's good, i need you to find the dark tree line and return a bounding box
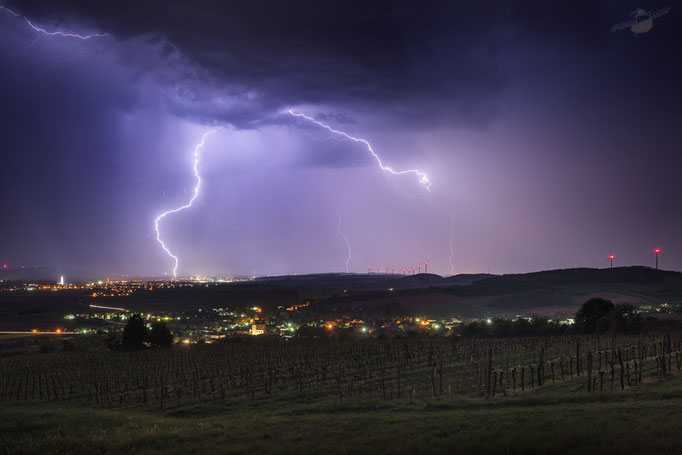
[462,317,568,337]
[575,298,642,334]
[119,314,174,350]
[461,297,669,337]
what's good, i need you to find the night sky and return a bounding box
[0,1,680,278]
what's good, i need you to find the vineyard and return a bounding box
[1,334,681,410]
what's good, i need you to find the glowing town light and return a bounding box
[154,130,218,277]
[1,5,109,39]
[288,110,431,191]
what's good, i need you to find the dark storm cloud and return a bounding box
[3,0,623,129]
[5,0,681,131]
[2,0,682,277]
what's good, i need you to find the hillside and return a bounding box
[312,267,682,318]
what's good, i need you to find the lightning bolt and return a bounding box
[1,5,108,40]
[154,130,218,278]
[288,110,431,191]
[332,195,352,273]
[290,110,456,274]
[11,36,39,56]
[0,4,18,16]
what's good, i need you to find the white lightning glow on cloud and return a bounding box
[1,5,108,39]
[154,130,217,277]
[288,110,431,191]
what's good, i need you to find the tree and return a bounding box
[122,314,149,350]
[149,321,174,347]
[575,298,615,333]
[611,303,642,333]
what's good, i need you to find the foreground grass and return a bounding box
[2,373,682,454]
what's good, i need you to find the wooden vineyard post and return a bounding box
[618,349,625,391]
[486,349,492,397]
[576,340,580,375]
[439,357,444,397]
[511,368,516,393]
[587,351,593,393]
[599,371,604,391]
[570,357,574,378]
[559,358,565,381]
[610,353,615,391]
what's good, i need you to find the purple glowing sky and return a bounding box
[0,1,680,278]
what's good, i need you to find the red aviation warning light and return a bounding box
[654,247,661,270]
[2,264,6,269]
[608,254,615,268]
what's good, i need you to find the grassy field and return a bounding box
[2,367,682,454]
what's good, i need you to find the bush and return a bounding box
[149,321,174,347]
[575,298,615,333]
[122,314,149,350]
